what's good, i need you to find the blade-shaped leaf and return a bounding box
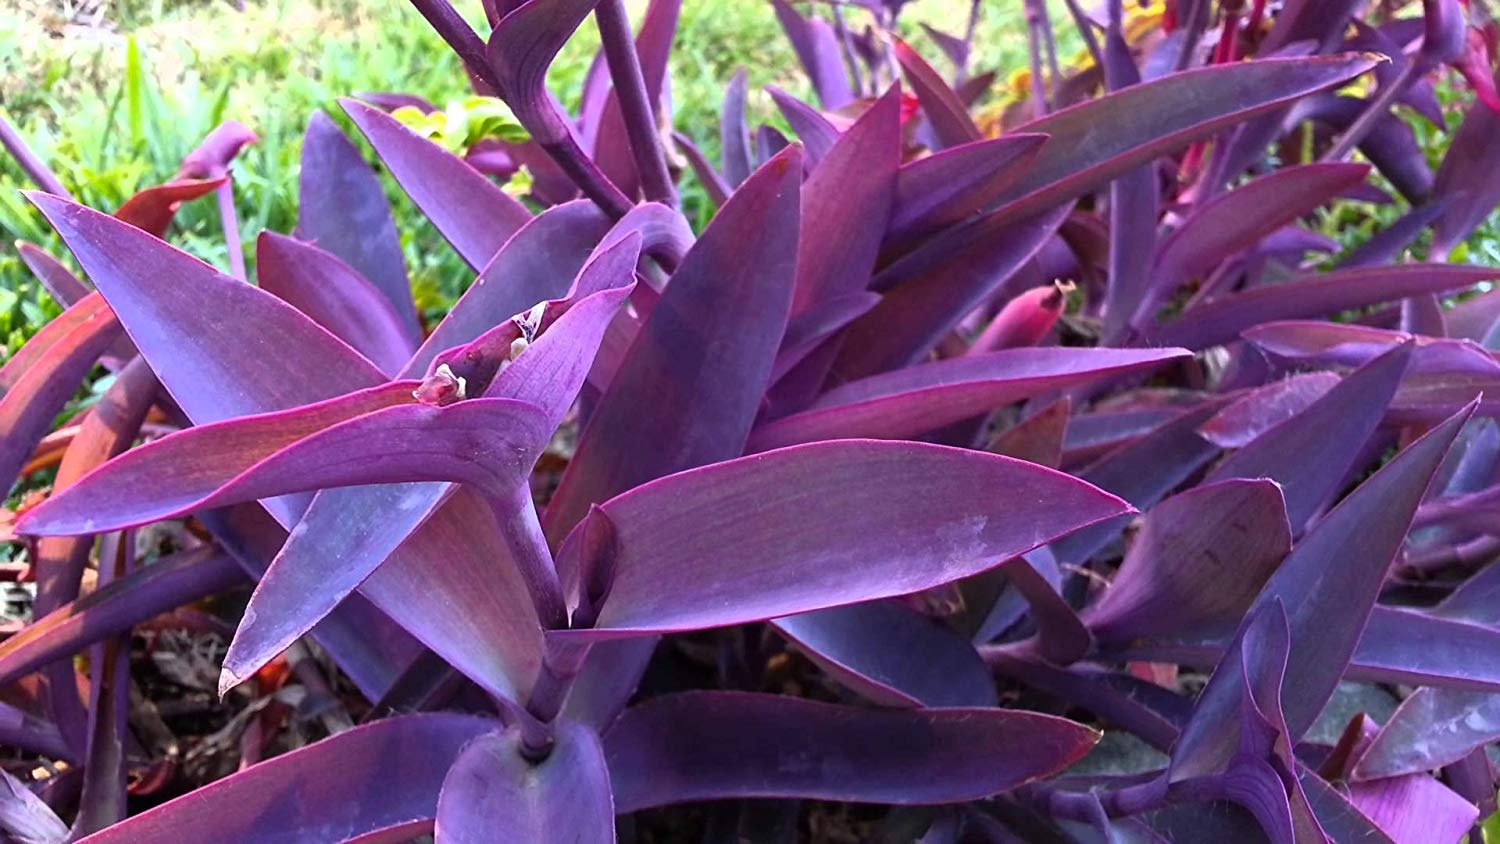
[256,232,420,375]
[751,347,1188,451]
[838,205,1069,379]
[769,0,852,109]
[77,714,493,842]
[1197,373,1341,449]
[0,292,122,495]
[1205,341,1413,529]
[1353,686,1500,780]
[434,723,612,843]
[1245,321,1500,375]
[545,147,804,545]
[887,54,1380,283]
[406,200,611,377]
[16,382,422,534]
[894,38,981,148]
[297,110,420,335]
[1083,480,1292,645]
[1178,400,1473,754]
[552,440,1129,639]
[1145,266,1499,349]
[606,692,1098,811]
[790,86,899,321]
[342,98,531,270]
[0,548,243,686]
[771,601,997,708]
[767,86,839,166]
[1139,163,1371,326]
[888,134,1048,244]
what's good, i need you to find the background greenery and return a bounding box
[0,0,1040,355]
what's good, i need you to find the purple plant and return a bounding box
[5,0,1500,840]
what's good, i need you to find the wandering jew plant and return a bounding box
[6,0,1500,839]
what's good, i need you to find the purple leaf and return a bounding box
[16,382,423,534]
[1083,480,1292,645]
[1138,163,1370,326]
[1051,399,1229,566]
[434,723,613,843]
[1353,687,1500,780]
[1345,768,1478,844]
[1184,399,1473,749]
[769,0,853,109]
[837,205,1070,379]
[256,232,420,375]
[1431,79,1500,256]
[0,769,66,844]
[29,193,530,704]
[721,67,753,187]
[790,85,899,321]
[551,440,1130,640]
[771,601,997,708]
[1204,341,1412,529]
[948,54,1381,236]
[296,110,420,335]
[76,714,492,842]
[1145,265,1499,350]
[0,292,122,495]
[1197,373,1341,449]
[605,692,1099,811]
[16,242,89,307]
[750,347,1189,451]
[29,194,382,429]
[545,147,803,545]
[342,98,531,270]
[407,200,611,378]
[888,134,1048,245]
[1245,321,1500,376]
[766,86,839,167]
[0,548,243,686]
[894,38,981,148]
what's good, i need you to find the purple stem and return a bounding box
[830,2,867,96]
[1023,0,1050,115]
[1322,60,1421,163]
[0,114,72,199]
[215,180,246,281]
[959,0,982,83]
[406,0,502,95]
[594,0,677,207]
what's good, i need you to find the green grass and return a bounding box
[0,0,1036,357]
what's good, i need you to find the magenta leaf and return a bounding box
[76,714,493,842]
[888,134,1048,244]
[434,723,613,843]
[1145,265,1500,349]
[751,347,1189,451]
[1204,341,1412,529]
[256,232,420,375]
[0,292,122,496]
[552,440,1130,640]
[790,86,900,323]
[342,98,532,270]
[1083,480,1292,645]
[296,110,421,335]
[771,601,997,708]
[605,692,1099,811]
[545,147,804,545]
